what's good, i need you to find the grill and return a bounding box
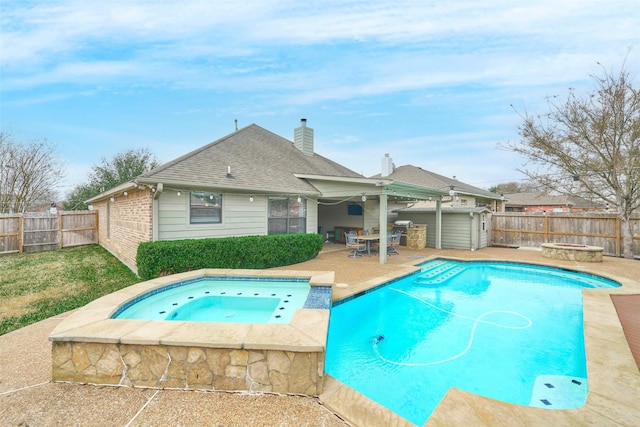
[392,220,413,246]
[393,220,413,229]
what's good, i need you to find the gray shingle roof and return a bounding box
[371,165,500,199]
[504,192,605,208]
[138,124,363,194]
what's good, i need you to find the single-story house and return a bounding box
[87,120,452,272]
[503,192,607,213]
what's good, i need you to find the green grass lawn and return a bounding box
[0,245,139,336]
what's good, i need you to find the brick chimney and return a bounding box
[294,118,314,156]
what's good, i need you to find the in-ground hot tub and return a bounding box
[49,269,333,395]
[541,243,604,262]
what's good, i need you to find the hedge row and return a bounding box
[136,233,324,280]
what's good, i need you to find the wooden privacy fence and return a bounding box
[491,212,640,257]
[0,211,98,255]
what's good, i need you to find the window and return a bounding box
[190,192,222,224]
[268,197,306,234]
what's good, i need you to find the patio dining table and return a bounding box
[356,234,380,256]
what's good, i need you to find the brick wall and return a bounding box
[93,188,153,272]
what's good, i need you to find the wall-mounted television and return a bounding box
[348,203,363,216]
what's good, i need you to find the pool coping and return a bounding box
[49,268,334,353]
[319,254,640,427]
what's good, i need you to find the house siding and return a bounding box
[441,213,471,249]
[157,192,319,240]
[157,193,264,240]
[397,210,488,250]
[318,203,362,239]
[94,188,153,272]
[445,195,478,209]
[363,199,380,232]
[306,200,318,235]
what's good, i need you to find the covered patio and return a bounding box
[298,173,449,264]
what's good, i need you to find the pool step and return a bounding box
[419,260,449,274]
[414,263,466,285]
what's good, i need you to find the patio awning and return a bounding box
[293,174,447,200]
[296,173,448,264]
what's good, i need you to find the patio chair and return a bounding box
[387,231,401,255]
[345,231,366,258]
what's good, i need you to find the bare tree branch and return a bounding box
[0,133,64,213]
[499,57,640,258]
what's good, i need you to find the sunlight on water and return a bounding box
[326,260,619,425]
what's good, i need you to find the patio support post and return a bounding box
[435,199,442,249]
[379,193,388,264]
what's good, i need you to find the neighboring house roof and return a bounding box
[137,124,363,195]
[370,165,501,200]
[504,192,604,208]
[394,206,492,214]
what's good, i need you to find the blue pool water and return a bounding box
[112,277,312,323]
[326,259,620,425]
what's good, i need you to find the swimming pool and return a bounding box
[112,277,311,324]
[326,259,620,426]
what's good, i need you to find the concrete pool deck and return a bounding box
[1,246,639,426]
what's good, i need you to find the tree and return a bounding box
[489,181,535,194]
[64,148,160,210]
[0,132,64,213]
[501,59,640,259]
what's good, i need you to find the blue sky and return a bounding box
[1,1,638,197]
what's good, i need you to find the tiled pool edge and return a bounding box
[49,269,333,396]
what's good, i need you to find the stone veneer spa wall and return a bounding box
[52,342,324,394]
[49,269,333,396]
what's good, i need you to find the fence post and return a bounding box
[543,215,549,243]
[94,211,99,244]
[18,215,23,253]
[58,213,63,249]
[615,217,621,257]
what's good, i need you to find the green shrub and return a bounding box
[136,233,324,280]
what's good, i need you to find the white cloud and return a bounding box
[3,0,636,92]
[2,0,637,195]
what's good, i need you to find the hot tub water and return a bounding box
[112,277,311,324]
